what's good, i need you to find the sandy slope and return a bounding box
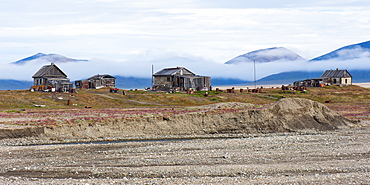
[0,98,355,143]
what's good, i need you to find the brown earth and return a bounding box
[0,98,369,184]
[0,98,356,143]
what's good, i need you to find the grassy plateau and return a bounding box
[0,85,369,127]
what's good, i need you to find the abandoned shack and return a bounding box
[294,68,352,87]
[152,67,211,92]
[31,63,73,92]
[75,74,116,89]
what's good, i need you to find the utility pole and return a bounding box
[254,58,256,89]
[151,64,154,87]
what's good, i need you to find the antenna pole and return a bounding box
[254,59,256,89]
[151,64,154,87]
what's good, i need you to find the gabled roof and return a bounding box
[88,74,116,80]
[320,69,352,78]
[32,63,68,78]
[153,67,195,76]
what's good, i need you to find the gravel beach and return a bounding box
[0,126,369,184]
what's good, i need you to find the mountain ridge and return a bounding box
[225,47,306,64]
[310,40,370,61]
[3,40,370,90]
[12,52,88,65]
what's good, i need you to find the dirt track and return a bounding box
[0,126,369,184]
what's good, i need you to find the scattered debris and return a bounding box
[110,88,119,93]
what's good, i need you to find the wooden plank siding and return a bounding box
[153,67,211,92]
[31,63,73,92]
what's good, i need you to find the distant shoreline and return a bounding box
[354,83,370,88]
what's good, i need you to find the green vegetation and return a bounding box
[0,86,369,109]
[0,85,370,121]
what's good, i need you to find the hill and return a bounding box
[310,40,370,61]
[4,40,370,89]
[113,76,151,89]
[225,47,306,64]
[0,76,247,90]
[254,71,322,85]
[12,53,88,65]
[253,69,370,85]
[0,80,33,90]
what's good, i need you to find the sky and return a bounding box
[1,0,370,81]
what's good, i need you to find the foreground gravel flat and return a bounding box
[0,127,369,184]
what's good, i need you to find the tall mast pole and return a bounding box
[254,59,256,89]
[151,64,154,87]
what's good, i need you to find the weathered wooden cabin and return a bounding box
[152,67,211,92]
[319,69,352,86]
[75,74,116,89]
[31,63,73,92]
[294,68,352,87]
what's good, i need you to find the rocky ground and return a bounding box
[0,126,369,184]
[0,98,369,184]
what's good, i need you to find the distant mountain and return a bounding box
[0,80,33,90]
[251,69,370,85]
[255,71,323,85]
[0,76,248,90]
[310,40,370,61]
[225,47,306,64]
[211,78,246,86]
[114,76,151,89]
[114,76,247,89]
[12,53,88,65]
[2,70,370,90]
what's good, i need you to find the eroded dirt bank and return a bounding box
[0,98,368,184]
[37,98,355,142]
[0,98,357,143]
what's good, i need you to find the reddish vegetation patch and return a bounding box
[327,104,370,121]
[0,103,263,127]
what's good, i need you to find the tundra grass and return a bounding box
[1,86,370,121]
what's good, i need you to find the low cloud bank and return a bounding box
[1,52,370,82]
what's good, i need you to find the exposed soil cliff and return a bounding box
[36,98,354,140]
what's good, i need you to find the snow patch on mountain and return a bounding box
[12,53,88,65]
[225,47,306,64]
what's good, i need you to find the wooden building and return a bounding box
[75,74,116,89]
[294,68,352,87]
[31,63,73,92]
[152,67,211,92]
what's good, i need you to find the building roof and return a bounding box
[153,67,195,76]
[320,69,352,78]
[32,63,68,78]
[88,74,116,80]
